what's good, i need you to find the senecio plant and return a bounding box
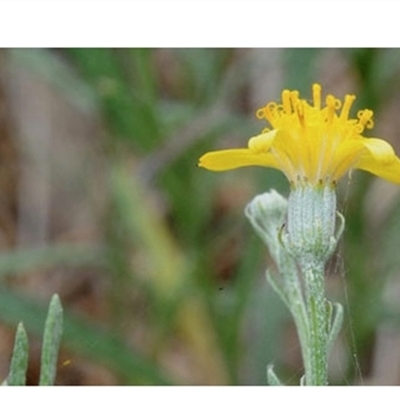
[199,83,400,385]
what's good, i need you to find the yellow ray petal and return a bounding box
[355,138,400,183]
[198,149,279,171]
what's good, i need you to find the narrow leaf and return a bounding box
[6,322,29,386]
[39,294,63,385]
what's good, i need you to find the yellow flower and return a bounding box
[199,84,400,186]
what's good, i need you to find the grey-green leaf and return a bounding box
[5,322,29,386]
[39,294,63,385]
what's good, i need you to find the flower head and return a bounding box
[199,84,400,186]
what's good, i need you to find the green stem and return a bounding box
[303,264,328,385]
[276,252,314,386]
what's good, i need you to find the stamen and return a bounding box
[354,124,364,134]
[326,95,336,122]
[282,90,292,113]
[276,105,284,116]
[290,91,300,110]
[358,109,374,129]
[296,101,305,128]
[312,83,321,110]
[326,95,336,110]
[256,107,266,119]
[340,94,356,121]
[264,103,278,125]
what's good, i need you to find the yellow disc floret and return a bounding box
[254,83,374,185]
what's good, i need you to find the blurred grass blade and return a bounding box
[8,49,97,114]
[66,48,160,150]
[110,163,228,384]
[5,322,29,386]
[39,294,63,385]
[0,244,106,277]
